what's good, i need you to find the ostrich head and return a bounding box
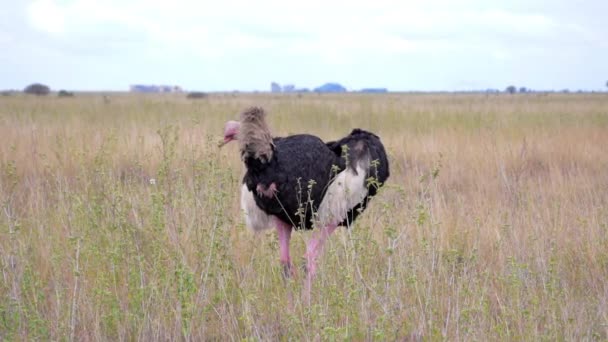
[219,107,274,162]
[219,120,241,147]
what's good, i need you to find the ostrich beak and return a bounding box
[219,120,240,148]
[218,138,231,148]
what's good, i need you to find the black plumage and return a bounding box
[242,134,338,229]
[325,129,390,226]
[242,128,389,230]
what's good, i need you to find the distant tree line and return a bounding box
[24,83,50,96]
[58,90,74,97]
[9,81,608,96]
[502,85,596,94]
[505,86,532,94]
[186,91,207,99]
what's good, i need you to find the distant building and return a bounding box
[314,83,347,93]
[360,88,388,93]
[130,85,183,93]
[271,82,281,93]
[282,84,295,92]
[271,82,309,93]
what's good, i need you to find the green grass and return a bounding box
[1,92,607,340]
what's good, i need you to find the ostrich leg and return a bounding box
[275,218,294,278]
[304,223,339,300]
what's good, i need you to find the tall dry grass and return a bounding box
[1,92,607,340]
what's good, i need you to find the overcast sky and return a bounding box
[0,0,606,91]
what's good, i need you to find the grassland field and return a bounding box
[0,92,607,340]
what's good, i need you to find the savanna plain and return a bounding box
[0,92,607,341]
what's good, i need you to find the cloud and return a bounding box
[0,30,13,44]
[26,0,65,34]
[12,0,608,90]
[24,0,589,60]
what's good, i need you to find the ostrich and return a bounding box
[220,107,389,290]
